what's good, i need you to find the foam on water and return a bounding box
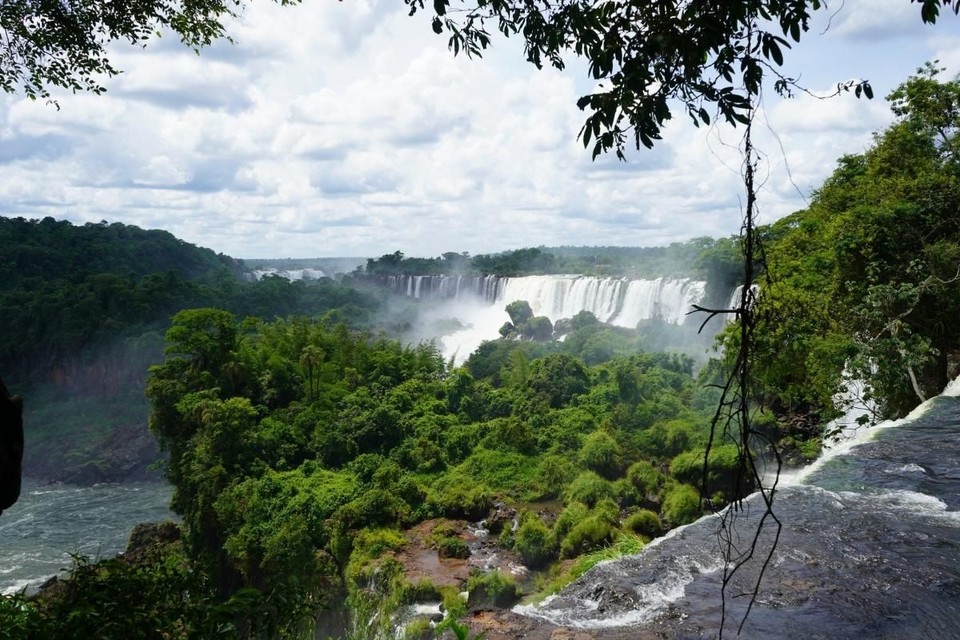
[789,390,940,486]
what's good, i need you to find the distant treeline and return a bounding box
[0,217,381,385]
[359,239,742,285]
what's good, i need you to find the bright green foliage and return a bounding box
[505,300,534,326]
[524,316,555,342]
[624,509,662,539]
[145,298,745,624]
[661,483,703,526]
[626,460,665,498]
[669,444,748,502]
[564,470,615,507]
[579,430,624,479]
[747,65,960,422]
[429,521,470,559]
[500,301,555,342]
[466,570,520,608]
[553,501,590,545]
[0,546,307,639]
[514,512,555,568]
[527,353,590,408]
[536,454,577,497]
[428,473,495,520]
[558,507,618,559]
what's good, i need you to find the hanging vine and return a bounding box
[691,21,782,638]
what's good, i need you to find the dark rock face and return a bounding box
[485,502,517,535]
[125,522,180,559]
[28,422,162,485]
[0,377,24,514]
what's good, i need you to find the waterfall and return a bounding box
[246,267,327,281]
[387,274,708,327]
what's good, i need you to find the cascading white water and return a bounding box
[385,274,713,364]
[389,274,707,327]
[247,267,327,281]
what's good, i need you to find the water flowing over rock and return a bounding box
[486,383,960,639]
[387,275,706,327]
[245,267,328,281]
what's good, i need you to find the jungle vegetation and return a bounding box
[744,63,960,428]
[0,217,384,481]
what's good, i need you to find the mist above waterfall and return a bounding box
[383,274,724,364]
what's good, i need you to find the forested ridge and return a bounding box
[0,217,383,482]
[357,239,740,284]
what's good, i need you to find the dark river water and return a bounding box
[0,481,174,594]
[519,386,960,638]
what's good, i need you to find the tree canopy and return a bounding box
[745,64,960,423]
[0,0,278,100]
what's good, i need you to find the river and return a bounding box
[0,481,174,594]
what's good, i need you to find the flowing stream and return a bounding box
[0,481,174,594]
[517,383,960,638]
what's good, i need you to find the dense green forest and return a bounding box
[744,63,960,427]
[4,305,745,636]
[0,217,384,481]
[3,67,959,640]
[357,239,742,285]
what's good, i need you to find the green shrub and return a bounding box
[579,430,624,479]
[612,478,640,507]
[334,488,411,530]
[661,483,702,526]
[669,444,745,501]
[593,498,620,525]
[466,570,520,609]
[439,586,467,620]
[346,528,408,587]
[564,471,615,507]
[403,617,434,640]
[429,475,494,521]
[623,509,662,538]
[437,537,470,559]
[536,454,577,497]
[626,460,665,496]
[514,514,555,568]
[456,449,538,496]
[352,527,408,560]
[559,515,617,558]
[553,502,589,544]
[398,579,442,605]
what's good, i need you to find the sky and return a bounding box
[0,0,958,260]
